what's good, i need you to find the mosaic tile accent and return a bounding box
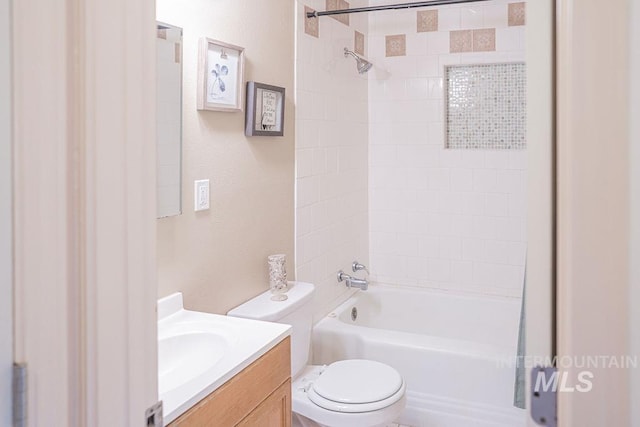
[386,34,406,57]
[508,2,526,26]
[473,28,496,52]
[417,10,438,32]
[326,0,350,26]
[354,30,365,56]
[304,6,319,38]
[450,30,472,53]
[445,63,526,150]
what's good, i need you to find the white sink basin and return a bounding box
[158,293,291,424]
[159,332,229,393]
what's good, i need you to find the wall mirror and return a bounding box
[156,22,183,218]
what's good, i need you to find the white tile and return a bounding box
[473,169,498,192]
[439,236,462,259]
[483,239,511,264]
[405,78,429,100]
[438,8,461,30]
[405,168,430,190]
[427,32,450,55]
[370,145,397,167]
[509,150,527,170]
[296,149,314,178]
[407,257,427,279]
[440,149,462,168]
[496,169,524,194]
[507,241,527,266]
[397,233,419,256]
[451,214,474,237]
[406,33,428,55]
[427,213,453,236]
[297,205,313,237]
[450,168,473,191]
[428,258,451,281]
[417,55,440,77]
[508,192,527,218]
[462,238,484,261]
[495,217,525,241]
[451,260,473,284]
[437,192,463,214]
[461,6,483,28]
[371,232,397,255]
[484,151,511,169]
[407,212,431,234]
[485,193,509,216]
[418,235,439,258]
[483,4,507,28]
[371,211,407,233]
[428,168,451,191]
[471,216,497,239]
[414,191,439,212]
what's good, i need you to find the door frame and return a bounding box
[0,0,13,424]
[525,0,555,423]
[12,0,158,425]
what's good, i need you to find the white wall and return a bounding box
[295,0,369,321]
[368,0,527,297]
[0,0,12,423]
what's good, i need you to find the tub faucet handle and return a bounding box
[352,261,369,275]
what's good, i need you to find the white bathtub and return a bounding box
[312,285,526,427]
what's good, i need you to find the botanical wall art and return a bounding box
[197,37,245,112]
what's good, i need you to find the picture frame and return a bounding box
[245,81,286,137]
[197,37,245,112]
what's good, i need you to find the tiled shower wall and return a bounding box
[368,1,527,297]
[295,0,369,321]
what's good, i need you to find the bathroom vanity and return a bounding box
[158,293,292,426]
[169,337,291,426]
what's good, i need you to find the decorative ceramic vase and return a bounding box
[268,254,288,301]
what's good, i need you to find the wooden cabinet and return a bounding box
[169,337,291,427]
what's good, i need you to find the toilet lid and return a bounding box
[311,360,403,405]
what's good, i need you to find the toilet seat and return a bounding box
[307,360,405,413]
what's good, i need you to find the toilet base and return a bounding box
[291,365,406,427]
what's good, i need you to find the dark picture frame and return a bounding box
[245,82,285,137]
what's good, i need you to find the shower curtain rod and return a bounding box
[306,0,491,18]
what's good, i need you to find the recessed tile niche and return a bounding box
[445,63,526,150]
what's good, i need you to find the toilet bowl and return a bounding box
[227,281,406,427]
[291,362,406,427]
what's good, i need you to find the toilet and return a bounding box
[228,281,406,427]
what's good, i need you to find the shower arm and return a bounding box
[344,48,360,61]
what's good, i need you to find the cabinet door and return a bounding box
[237,380,291,427]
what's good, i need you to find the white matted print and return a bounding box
[197,38,244,112]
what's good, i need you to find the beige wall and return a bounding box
[156,0,295,314]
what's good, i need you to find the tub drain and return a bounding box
[351,307,358,321]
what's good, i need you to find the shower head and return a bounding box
[344,48,373,74]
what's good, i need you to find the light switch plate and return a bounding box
[194,179,210,211]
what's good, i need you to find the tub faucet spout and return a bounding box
[337,270,369,290]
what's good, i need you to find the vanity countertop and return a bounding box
[158,292,291,424]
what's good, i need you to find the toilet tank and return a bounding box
[227,281,315,378]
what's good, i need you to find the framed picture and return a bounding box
[197,38,245,112]
[245,82,286,137]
